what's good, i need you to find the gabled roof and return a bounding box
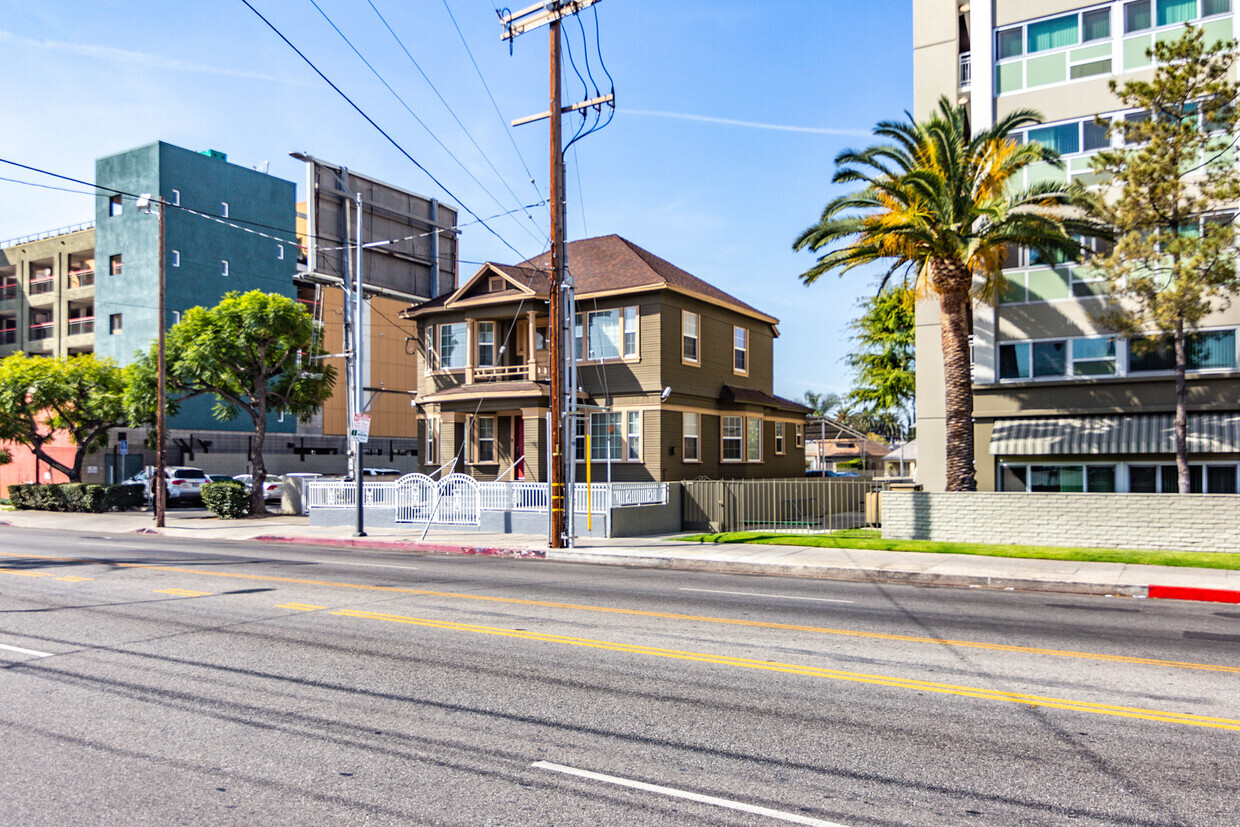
[402,235,777,324]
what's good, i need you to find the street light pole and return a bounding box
[353,192,366,537]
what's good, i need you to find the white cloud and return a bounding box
[0,30,305,85]
[621,108,870,136]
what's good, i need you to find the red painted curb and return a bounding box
[1147,585,1240,604]
[253,534,546,560]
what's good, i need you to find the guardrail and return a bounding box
[0,221,96,248]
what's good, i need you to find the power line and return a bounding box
[237,0,533,264]
[367,0,550,247]
[306,0,545,249]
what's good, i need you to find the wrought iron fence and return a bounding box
[681,478,891,535]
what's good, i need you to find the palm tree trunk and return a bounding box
[1173,315,1189,493]
[937,277,977,492]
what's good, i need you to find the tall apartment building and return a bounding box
[0,224,97,359]
[913,0,1240,493]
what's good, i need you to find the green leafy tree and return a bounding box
[845,285,915,438]
[1086,26,1240,493]
[127,291,336,514]
[794,97,1105,490]
[0,353,129,482]
[802,390,847,418]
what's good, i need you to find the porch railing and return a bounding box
[67,316,95,337]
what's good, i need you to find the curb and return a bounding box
[1148,585,1240,604]
[544,550,1151,597]
[253,534,546,559]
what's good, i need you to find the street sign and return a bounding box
[350,413,371,444]
[118,440,128,455]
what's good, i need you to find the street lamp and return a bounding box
[137,193,167,529]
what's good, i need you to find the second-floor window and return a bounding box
[683,412,700,461]
[775,422,786,455]
[746,417,762,462]
[477,321,495,367]
[110,255,122,276]
[683,311,699,364]
[574,306,639,361]
[722,416,743,462]
[425,415,438,465]
[733,326,749,374]
[440,322,467,369]
[109,195,123,216]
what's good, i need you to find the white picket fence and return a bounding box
[305,478,666,525]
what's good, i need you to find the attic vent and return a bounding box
[489,276,505,293]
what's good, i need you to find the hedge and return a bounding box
[202,481,250,519]
[8,483,146,513]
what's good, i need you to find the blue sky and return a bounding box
[0,0,911,400]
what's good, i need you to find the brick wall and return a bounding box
[882,491,1240,552]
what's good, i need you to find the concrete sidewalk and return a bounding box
[1,507,1238,603]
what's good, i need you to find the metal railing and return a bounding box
[28,321,54,341]
[67,317,95,337]
[959,51,972,89]
[0,284,16,301]
[307,479,668,515]
[0,221,95,249]
[67,270,95,289]
[681,478,891,535]
[28,276,54,295]
[0,329,15,345]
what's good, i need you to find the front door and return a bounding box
[514,417,525,480]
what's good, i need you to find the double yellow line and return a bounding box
[285,605,1240,732]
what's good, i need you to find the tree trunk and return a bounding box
[29,443,78,483]
[1173,315,1190,493]
[932,260,977,492]
[251,392,268,516]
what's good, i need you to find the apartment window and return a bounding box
[423,324,435,373]
[682,311,699,363]
[1130,464,1237,493]
[721,416,743,462]
[1130,330,1237,372]
[626,411,641,461]
[733,327,748,374]
[109,194,123,217]
[109,255,122,276]
[746,417,762,462]
[477,321,495,367]
[1125,0,1153,31]
[683,412,700,462]
[277,244,285,261]
[1071,337,1118,376]
[474,416,496,464]
[221,201,229,218]
[110,313,123,334]
[439,322,467,369]
[170,189,180,206]
[171,250,180,268]
[574,416,586,461]
[590,412,623,460]
[996,28,1023,59]
[623,306,638,358]
[222,260,229,277]
[775,422,786,455]
[999,340,1067,380]
[1000,464,1117,492]
[425,416,438,465]
[795,424,804,449]
[535,325,547,351]
[1204,0,1232,14]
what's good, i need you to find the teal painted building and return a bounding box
[94,141,298,433]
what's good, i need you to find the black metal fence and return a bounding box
[681,478,891,535]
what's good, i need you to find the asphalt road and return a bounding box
[0,527,1237,826]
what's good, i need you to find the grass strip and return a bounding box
[674,532,1240,570]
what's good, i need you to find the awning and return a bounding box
[989,413,1240,455]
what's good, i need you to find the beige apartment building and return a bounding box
[913,0,1240,493]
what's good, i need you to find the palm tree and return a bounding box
[794,97,1105,491]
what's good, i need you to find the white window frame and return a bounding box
[222,260,229,277]
[683,412,700,462]
[221,201,229,218]
[623,305,639,358]
[795,423,804,449]
[473,415,496,464]
[998,327,1237,381]
[721,415,743,463]
[277,244,285,261]
[682,311,700,365]
[423,324,436,374]
[438,322,468,370]
[733,326,749,375]
[477,321,496,367]
[573,307,638,362]
[425,415,439,465]
[775,422,786,455]
[746,416,762,463]
[170,189,180,206]
[626,410,641,461]
[171,250,180,268]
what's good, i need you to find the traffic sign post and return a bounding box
[350,413,371,444]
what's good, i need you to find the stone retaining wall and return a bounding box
[882,491,1240,552]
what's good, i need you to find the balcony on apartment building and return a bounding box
[66,255,95,291]
[959,52,972,89]
[0,316,16,347]
[67,302,94,339]
[27,317,55,352]
[428,315,551,388]
[0,279,16,303]
[27,261,56,305]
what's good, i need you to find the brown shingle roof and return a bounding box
[719,385,811,413]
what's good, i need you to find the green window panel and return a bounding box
[1205,145,1236,170]
[1071,170,1112,186]
[1026,267,1071,302]
[1026,160,1068,188]
[1026,53,1068,87]
[1201,16,1233,45]
[1028,14,1079,52]
[1124,35,1153,68]
[1068,157,1094,173]
[1069,43,1112,62]
[1156,0,1195,25]
[1000,275,1028,304]
[1070,58,1112,79]
[996,61,1024,94]
[1155,22,1189,44]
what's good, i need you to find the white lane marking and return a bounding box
[532,761,849,826]
[680,588,854,605]
[314,561,420,571]
[0,643,53,658]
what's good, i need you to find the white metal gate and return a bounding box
[394,472,480,526]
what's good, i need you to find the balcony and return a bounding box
[28,275,55,296]
[0,283,16,302]
[471,363,550,383]
[0,329,15,346]
[67,316,94,337]
[66,269,95,290]
[959,52,972,89]
[28,321,54,341]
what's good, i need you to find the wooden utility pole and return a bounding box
[503,0,611,549]
[155,196,167,528]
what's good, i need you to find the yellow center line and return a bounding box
[155,588,213,597]
[0,550,1235,675]
[0,568,50,578]
[322,607,1240,732]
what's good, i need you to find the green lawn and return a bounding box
[674,531,1240,570]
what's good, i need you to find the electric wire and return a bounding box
[237,0,532,264]
[367,0,549,247]
[306,0,544,249]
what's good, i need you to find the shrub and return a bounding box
[9,484,70,511]
[61,483,113,513]
[104,484,147,512]
[7,482,146,512]
[202,481,250,519]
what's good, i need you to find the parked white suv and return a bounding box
[161,466,208,503]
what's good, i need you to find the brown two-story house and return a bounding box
[401,235,808,482]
